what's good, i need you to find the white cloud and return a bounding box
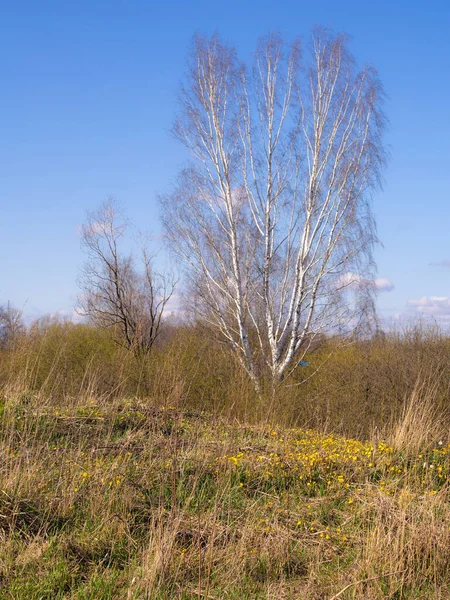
[338,272,394,293]
[430,259,450,268]
[162,293,185,320]
[337,273,364,289]
[407,296,450,323]
[48,309,86,324]
[75,222,107,236]
[374,278,395,292]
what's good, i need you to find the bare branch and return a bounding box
[77,199,176,356]
[162,29,386,391]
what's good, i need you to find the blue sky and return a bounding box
[1,0,449,327]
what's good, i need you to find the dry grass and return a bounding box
[0,376,448,599]
[0,322,449,597]
[3,320,450,437]
[388,375,448,456]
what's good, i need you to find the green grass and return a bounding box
[0,392,449,599]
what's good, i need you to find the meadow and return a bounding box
[0,321,449,599]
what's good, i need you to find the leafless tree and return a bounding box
[0,302,24,348]
[162,29,386,392]
[78,200,176,356]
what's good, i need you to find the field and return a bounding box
[0,323,449,598]
[0,389,449,598]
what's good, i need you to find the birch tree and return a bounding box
[162,29,386,391]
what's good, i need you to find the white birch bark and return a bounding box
[162,29,386,390]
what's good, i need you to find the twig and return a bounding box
[187,588,221,600]
[328,570,406,600]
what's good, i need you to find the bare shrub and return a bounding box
[78,199,176,357]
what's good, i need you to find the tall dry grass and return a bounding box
[388,374,449,456]
[1,319,449,438]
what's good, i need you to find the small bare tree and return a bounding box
[162,29,386,391]
[0,302,24,349]
[78,200,176,356]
